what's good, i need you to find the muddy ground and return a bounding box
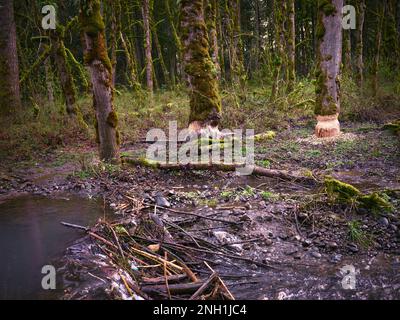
[0,122,399,300]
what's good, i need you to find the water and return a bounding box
[0,194,111,300]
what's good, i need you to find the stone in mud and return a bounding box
[284,247,299,256]
[155,193,171,207]
[311,251,322,259]
[348,243,359,253]
[378,217,389,227]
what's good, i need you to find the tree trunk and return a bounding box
[343,29,352,73]
[355,0,365,88]
[109,0,120,87]
[80,0,120,163]
[314,0,343,138]
[0,0,22,115]
[226,0,245,87]
[180,0,222,132]
[142,0,154,93]
[165,0,183,82]
[120,32,141,91]
[270,0,285,102]
[253,0,261,73]
[287,0,296,92]
[151,21,170,87]
[205,0,221,80]
[51,28,78,115]
[373,2,385,96]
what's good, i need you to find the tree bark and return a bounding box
[180,0,222,132]
[0,0,22,115]
[50,27,78,115]
[314,0,343,138]
[373,2,385,96]
[286,0,296,92]
[120,32,141,91]
[355,0,365,88]
[80,0,120,163]
[142,0,154,93]
[205,0,221,80]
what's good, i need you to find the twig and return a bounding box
[61,222,89,232]
[189,273,217,300]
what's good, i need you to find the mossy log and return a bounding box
[325,177,392,212]
[382,120,400,135]
[122,157,315,183]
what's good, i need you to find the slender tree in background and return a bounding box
[286,0,296,92]
[180,0,222,133]
[372,2,385,96]
[142,0,154,93]
[314,0,343,138]
[270,0,285,102]
[50,25,79,116]
[0,0,22,114]
[226,0,245,87]
[80,0,120,162]
[355,0,365,88]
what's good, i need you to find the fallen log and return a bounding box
[122,157,315,183]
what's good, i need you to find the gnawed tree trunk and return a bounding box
[142,0,154,93]
[286,0,296,92]
[180,0,222,133]
[314,0,343,138]
[80,0,120,163]
[355,0,365,87]
[0,0,22,115]
[205,0,221,80]
[50,26,79,116]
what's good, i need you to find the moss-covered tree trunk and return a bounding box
[0,0,21,115]
[287,0,296,92]
[142,0,154,93]
[50,27,78,115]
[80,0,120,163]
[109,0,120,87]
[314,0,343,138]
[120,32,141,91]
[355,0,365,88]
[180,0,222,133]
[205,0,221,80]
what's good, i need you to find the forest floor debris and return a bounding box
[1,123,399,299]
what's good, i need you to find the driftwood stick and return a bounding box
[141,274,188,285]
[189,273,217,300]
[61,221,89,232]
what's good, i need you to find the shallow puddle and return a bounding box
[0,194,112,300]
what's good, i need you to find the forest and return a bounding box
[0,0,399,301]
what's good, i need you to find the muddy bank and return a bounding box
[0,124,399,300]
